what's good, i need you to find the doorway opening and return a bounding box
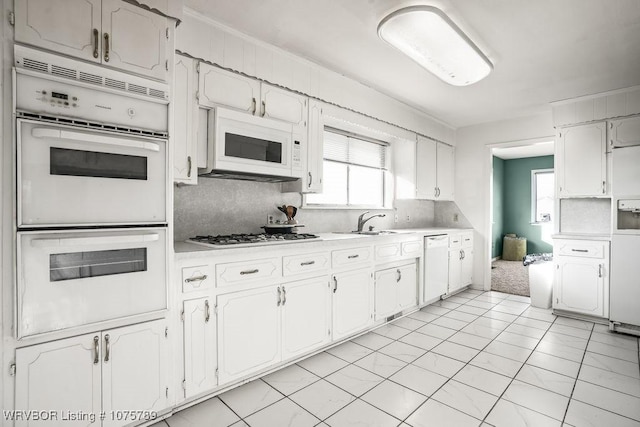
[488,139,554,296]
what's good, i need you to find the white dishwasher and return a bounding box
[424,235,449,303]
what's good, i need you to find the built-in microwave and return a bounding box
[199,107,304,181]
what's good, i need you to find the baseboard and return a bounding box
[491,256,501,262]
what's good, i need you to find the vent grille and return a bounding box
[17,111,168,139]
[51,65,77,80]
[105,78,126,90]
[128,84,147,95]
[18,55,168,101]
[79,72,102,85]
[24,58,48,73]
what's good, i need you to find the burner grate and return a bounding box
[189,233,319,246]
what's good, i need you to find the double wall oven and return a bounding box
[14,46,169,338]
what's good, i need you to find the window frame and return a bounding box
[530,168,554,224]
[303,129,392,210]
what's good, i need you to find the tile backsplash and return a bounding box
[559,198,611,234]
[173,179,462,241]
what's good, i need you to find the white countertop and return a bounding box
[174,227,471,259]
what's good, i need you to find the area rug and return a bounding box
[491,259,530,297]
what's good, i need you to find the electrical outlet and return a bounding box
[453,213,459,222]
[394,214,398,223]
[267,215,274,224]
[406,215,411,222]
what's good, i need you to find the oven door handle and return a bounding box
[30,233,159,248]
[32,127,160,152]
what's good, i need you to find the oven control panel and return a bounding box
[36,88,80,109]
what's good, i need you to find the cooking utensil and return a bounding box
[277,205,298,222]
[261,223,305,234]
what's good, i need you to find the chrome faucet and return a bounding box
[357,211,386,232]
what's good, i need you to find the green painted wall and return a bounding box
[503,155,554,255]
[492,156,505,258]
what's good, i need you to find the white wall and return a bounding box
[455,112,555,288]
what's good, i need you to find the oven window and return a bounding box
[225,133,282,163]
[50,147,148,180]
[49,248,147,282]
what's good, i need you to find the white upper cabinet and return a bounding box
[173,54,198,184]
[436,142,455,200]
[15,0,170,81]
[415,137,454,200]
[609,115,640,148]
[393,138,417,199]
[557,122,607,197]
[305,99,324,193]
[261,84,307,126]
[15,0,102,63]
[198,63,260,113]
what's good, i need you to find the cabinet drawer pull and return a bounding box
[205,300,210,323]
[92,29,99,58]
[104,334,110,363]
[185,274,208,283]
[300,260,316,266]
[347,254,359,259]
[103,33,110,62]
[240,269,259,275]
[93,336,100,364]
[571,249,589,253]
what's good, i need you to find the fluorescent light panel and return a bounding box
[378,6,493,86]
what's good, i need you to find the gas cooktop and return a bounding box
[188,233,320,248]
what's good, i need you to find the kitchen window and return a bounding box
[305,130,390,208]
[531,168,554,223]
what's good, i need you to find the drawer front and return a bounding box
[283,252,330,276]
[332,246,372,269]
[182,265,214,292]
[461,232,473,247]
[449,234,462,248]
[401,240,423,257]
[555,240,606,259]
[375,243,401,262]
[216,258,281,287]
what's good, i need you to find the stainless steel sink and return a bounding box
[333,230,397,236]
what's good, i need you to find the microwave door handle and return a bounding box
[30,233,159,248]
[31,128,160,152]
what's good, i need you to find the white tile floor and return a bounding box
[152,290,640,427]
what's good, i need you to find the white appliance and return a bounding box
[610,234,640,334]
[424,235,449,302]
[14,46,170,338]
[17,228,167,338]
[199,107,304,181]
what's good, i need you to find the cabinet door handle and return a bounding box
[308,172,313,188]
[602,181,606,194]
[251,97,257,115]
[277,287,282,306]
[434,187,438,198]
[103,33,110,62]
[92,29,99,58]
[461,249,465,260]
[185,274,208,283]
[282,286,287,305]
[187,156,192,178]
[333,276,338,293]
[93,336,100,364]
[396,269,402,283]
[205,299,210,323]
[261,100,266,117]
[347,254,359,259]
[598,264,603,278]
[571,249,589,253]
[240,269,259,275]
[104,334,110,363]
[300,260,315,266]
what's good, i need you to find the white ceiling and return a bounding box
[183,0,640,128]
[493,141,554,160]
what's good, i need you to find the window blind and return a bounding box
[323,130,388,169]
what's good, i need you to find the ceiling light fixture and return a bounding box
[377,5,493,86]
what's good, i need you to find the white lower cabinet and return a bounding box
[15,319,169,427]
[217,286,281,385]
[183,297,216,399]
[281,276,331,360]
[374,262,417,320]
[331,268,373,341]
[217,277,331,385]
[447,232,473,294]
[553,239,609,318]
